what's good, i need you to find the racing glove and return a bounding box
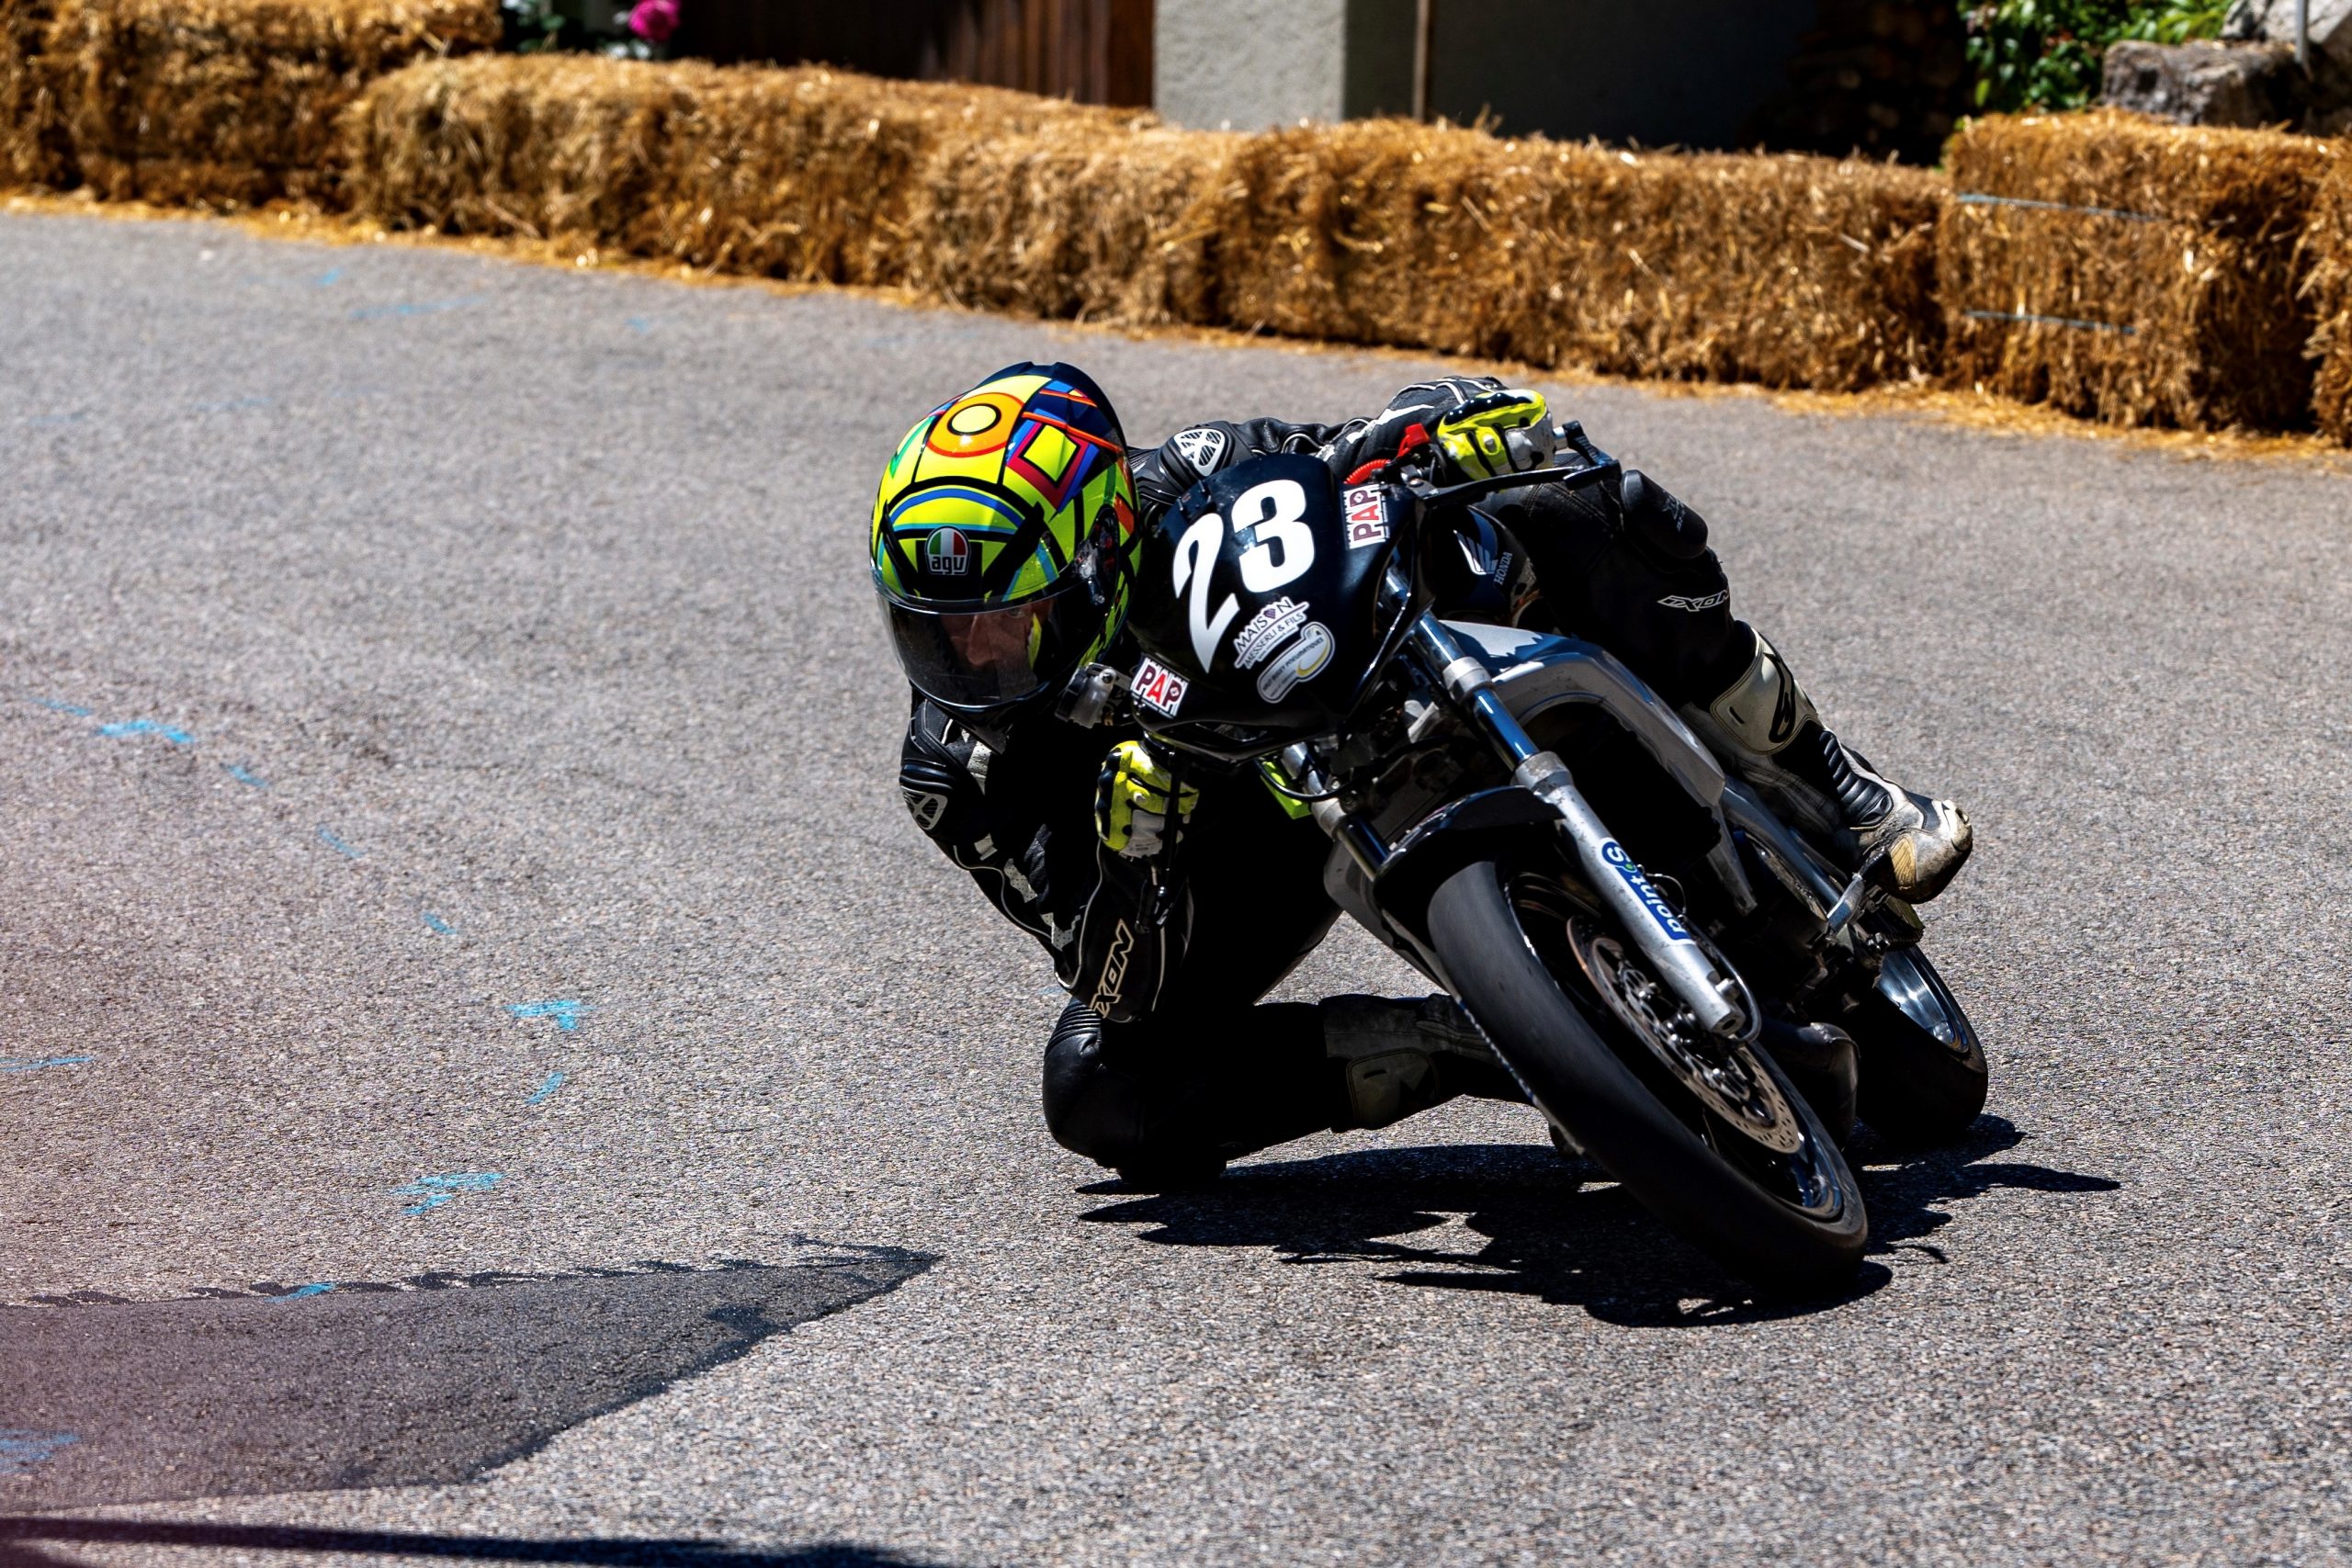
[1093,739,1198,860]
[1434,389,1557,481]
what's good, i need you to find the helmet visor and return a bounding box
[876,573,1102,712]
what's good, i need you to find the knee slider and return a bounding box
[1039,1003,1201,1169]
[1040,1003,1132,1163]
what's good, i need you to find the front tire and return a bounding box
[1427,859,1867,1295]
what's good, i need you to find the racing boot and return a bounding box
[1318,993,1525,1130]
[1683,629,1973,904]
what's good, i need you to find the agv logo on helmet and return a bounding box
[926,527,972,578]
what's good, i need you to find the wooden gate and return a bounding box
[673,0,1156,108]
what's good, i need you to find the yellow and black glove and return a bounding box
[1093,739,1199,859]
[1434,389,1557,481]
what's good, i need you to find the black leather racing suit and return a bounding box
[897,377,1758,1175]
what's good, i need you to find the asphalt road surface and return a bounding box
[3,209,2349,1567]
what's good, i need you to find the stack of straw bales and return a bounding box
[1940,109,2342,431]
[342,53,692,248]
[345,63,1941,387]
[28,10,2352,439]
[2302,156,2352,444]
[653,67,1137,287]
[1,0,73,186]
[48,0,496,206]
[345,54,1141,288]
[905,120,1232,327]
[1216,120,1944,391]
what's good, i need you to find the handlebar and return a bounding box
[1392,422,1620,513]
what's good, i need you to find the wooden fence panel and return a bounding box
[673,0,1155,107]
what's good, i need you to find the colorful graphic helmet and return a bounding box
[871,361,1138,720]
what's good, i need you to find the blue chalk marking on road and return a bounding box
[28,412,87,428]
[30,697,93,716]
[509,999,591,1032]
[0,1432,77,1475]
[394,1171,503,1216]
[0,1055,92,1073]
[316,827,363,859]
[350,296,484,321]
[626,316,652,333]
[421,911,457,935]
[316,267,344,286]
[526,1070,566,1106]
[222,762,268,788]
[97,719,194,744]
[278,1281,336,1300]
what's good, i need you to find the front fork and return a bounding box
[1403,615,1752,1038]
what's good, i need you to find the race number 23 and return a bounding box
[1173,479,1315,669]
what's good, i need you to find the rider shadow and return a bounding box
[0,1520,939,1568]
[1076,1116,2119,1328]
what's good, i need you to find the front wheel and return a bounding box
[1427,859,1867,1295]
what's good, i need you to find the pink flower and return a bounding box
[628,0,678,44]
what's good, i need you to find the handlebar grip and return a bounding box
[1399,454,1620,509]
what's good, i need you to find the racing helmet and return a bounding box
[871,362,1138,722]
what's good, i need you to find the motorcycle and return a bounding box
[1067,426,1985,1294]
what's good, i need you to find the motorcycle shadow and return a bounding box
[1077,1115,2119,1327]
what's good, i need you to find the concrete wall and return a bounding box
[1428,0,1816,148]
[1158,0,1817,149]
[1154,0,1348,129]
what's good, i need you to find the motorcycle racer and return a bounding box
[874,361,1972,1187]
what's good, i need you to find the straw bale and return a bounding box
[643,65,1139,287]
[346,55,1139,286]
[51,0,497,207]
[1,0,74,187]
[343,53,695,243]
[1940,109,2341,431]
[904,120,1234,327]
[2301,153,2352,443]
[1216,119,1943,392]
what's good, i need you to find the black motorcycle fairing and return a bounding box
[1363,785,1599,982]
[1124,454,1409,756]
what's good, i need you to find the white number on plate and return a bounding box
[1172,479,1317,668]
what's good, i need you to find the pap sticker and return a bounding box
[1133,658,1189,717]
[1343,485,1389,548]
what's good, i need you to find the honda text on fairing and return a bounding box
[1067,429,1983,1292]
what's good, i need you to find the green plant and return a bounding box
[498,0,664,58]
[1967,0,2230,113]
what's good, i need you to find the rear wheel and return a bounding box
[1842,945,1987,1148]
[1427,859,1867,1295]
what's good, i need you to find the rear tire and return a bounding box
[1427,858,1867,1296]
[1843,945,1987,1149]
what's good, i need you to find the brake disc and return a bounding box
[1564,919,1804,1155]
